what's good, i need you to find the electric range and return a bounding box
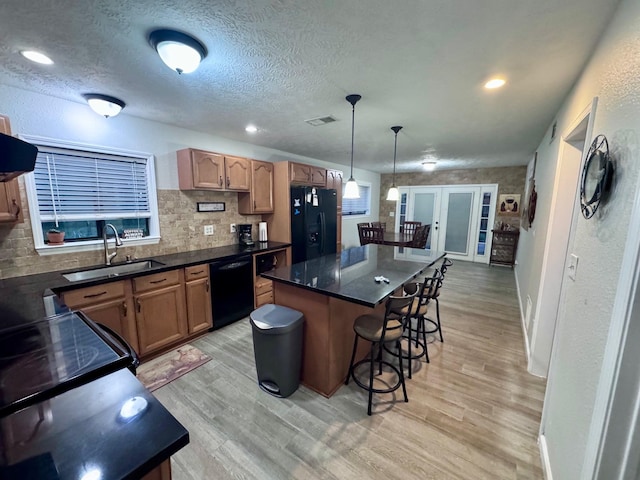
[0,310,137,417]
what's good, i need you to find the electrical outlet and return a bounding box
[204,225,214,235]
[230,223,236,233]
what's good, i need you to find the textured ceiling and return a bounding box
[0,0,621,173]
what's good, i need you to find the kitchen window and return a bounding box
[22,136,160,254]
[342,182,371,217]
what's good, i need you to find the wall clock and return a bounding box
[580,134,613,219]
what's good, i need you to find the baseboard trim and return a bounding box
[539,434,553,479]
[514,267,531,361]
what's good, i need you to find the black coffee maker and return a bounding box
[238,224,254,246]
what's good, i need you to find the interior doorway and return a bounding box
[396,184,497,263]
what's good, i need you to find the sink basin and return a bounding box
[63,260,165,282]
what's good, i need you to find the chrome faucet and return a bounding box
[103,223,123,265]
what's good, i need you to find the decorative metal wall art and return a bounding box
[580,135,613,219]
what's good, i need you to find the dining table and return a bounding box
[261,244,446,397]
[380,231,414,247]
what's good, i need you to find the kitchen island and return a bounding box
[262,244,445,397]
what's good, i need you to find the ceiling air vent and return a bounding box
[305,115,337,126]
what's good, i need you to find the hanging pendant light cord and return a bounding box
[391,126,402,185]
[345,94,361,180]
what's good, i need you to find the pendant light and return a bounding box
[386,125,402,201]
[344,94,362,199]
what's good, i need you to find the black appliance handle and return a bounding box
[319,212,326,254]
[217,259,251,271]
[96,322,140,375]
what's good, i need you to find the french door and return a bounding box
[395,184,497,263]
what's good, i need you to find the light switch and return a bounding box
[568,254,578,281]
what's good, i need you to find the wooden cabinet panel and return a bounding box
[0,114,23,224]
[290,162,312,185]
[310,167,327,187]
[135,283,188,355]
[256,291,273,307]
[177,148,250,191]
[224,155,250,191]
[62,280,138,352]
[142,460,172,480]
[133,269,180,293]
[238,160,274,214]
[185,264,213,334]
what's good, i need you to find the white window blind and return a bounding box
[342,184,371,216]
[33,146,151,224]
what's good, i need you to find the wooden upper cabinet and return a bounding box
[310,166,327,187]
[177,148,250,191]
[224,155,250,191]
[0,114,23,223]
[327,169,343,212]
[238,160,274,214]
[290,162,326,187]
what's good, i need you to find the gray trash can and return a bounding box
[250,304,304,398]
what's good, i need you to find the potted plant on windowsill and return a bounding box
[47,228,65,245]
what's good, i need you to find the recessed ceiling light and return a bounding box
[422,161,437,171]
[20,50,54,65]
[484,78,506,89]
[245,125,258,133]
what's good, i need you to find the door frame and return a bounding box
[395,183,497,264]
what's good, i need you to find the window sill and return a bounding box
[36,236,161,256]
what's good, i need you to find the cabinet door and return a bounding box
[310,167,327,187]
[135,284,188,355]
[185,277,213,334]
[192,150,225,189]
[290,162,312,184]
[142,460,172,480]
[224,155,250,191]
[79,297,139,353]
[0,114,22,223]
[251,160,274,212]
[327,169,343,213]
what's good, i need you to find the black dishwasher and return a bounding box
[209,255,254,329]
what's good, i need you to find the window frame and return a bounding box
[342,180,372,218]
[21,135,160,256]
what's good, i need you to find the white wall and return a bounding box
[0,83,378,240]
[515,0,640,477]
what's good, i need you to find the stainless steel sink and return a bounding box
[63,260,165,282]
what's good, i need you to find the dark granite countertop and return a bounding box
[0,368,189,480]
[0,241,290,328]
[262,244,446,308]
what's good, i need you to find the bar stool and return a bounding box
[345,293,416,415]
[425,258,452,343]
[387,270,439,378]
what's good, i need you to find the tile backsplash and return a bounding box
[0,180,262,279]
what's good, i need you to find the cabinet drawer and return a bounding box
[63,281,126,308]
[255,278,273,296]
[256,291,274,307]
[185,264,209,281]
[134,269,180,293]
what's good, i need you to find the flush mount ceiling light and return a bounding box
[422,161,437,171]
[20,50,53,65]
[344,94,362,199]
[386,126,403,201]
[149,29,207,74]
[484,78,506,89]
[83,94,126,118]
[245,125,258,133]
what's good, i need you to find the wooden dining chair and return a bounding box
[401,221,422,237]
[371,221,386,231]
[357,223,371,245]
[359,226,384,245]
[410,224,431,249]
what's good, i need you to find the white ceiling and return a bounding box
[0,0,620,173]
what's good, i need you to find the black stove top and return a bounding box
[0,311,134,417]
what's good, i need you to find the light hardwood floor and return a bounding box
[153,260,546,479]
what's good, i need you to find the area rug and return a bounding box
[136,344,211,392]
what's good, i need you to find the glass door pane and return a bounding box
[444,192,473,254]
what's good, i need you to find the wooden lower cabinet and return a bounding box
[0,114,24,223]
[142,459,172,480]
[184,264,213,333]
[61,280,138,352]
[134,282,188,356]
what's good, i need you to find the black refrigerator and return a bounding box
[290,186,338,264]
